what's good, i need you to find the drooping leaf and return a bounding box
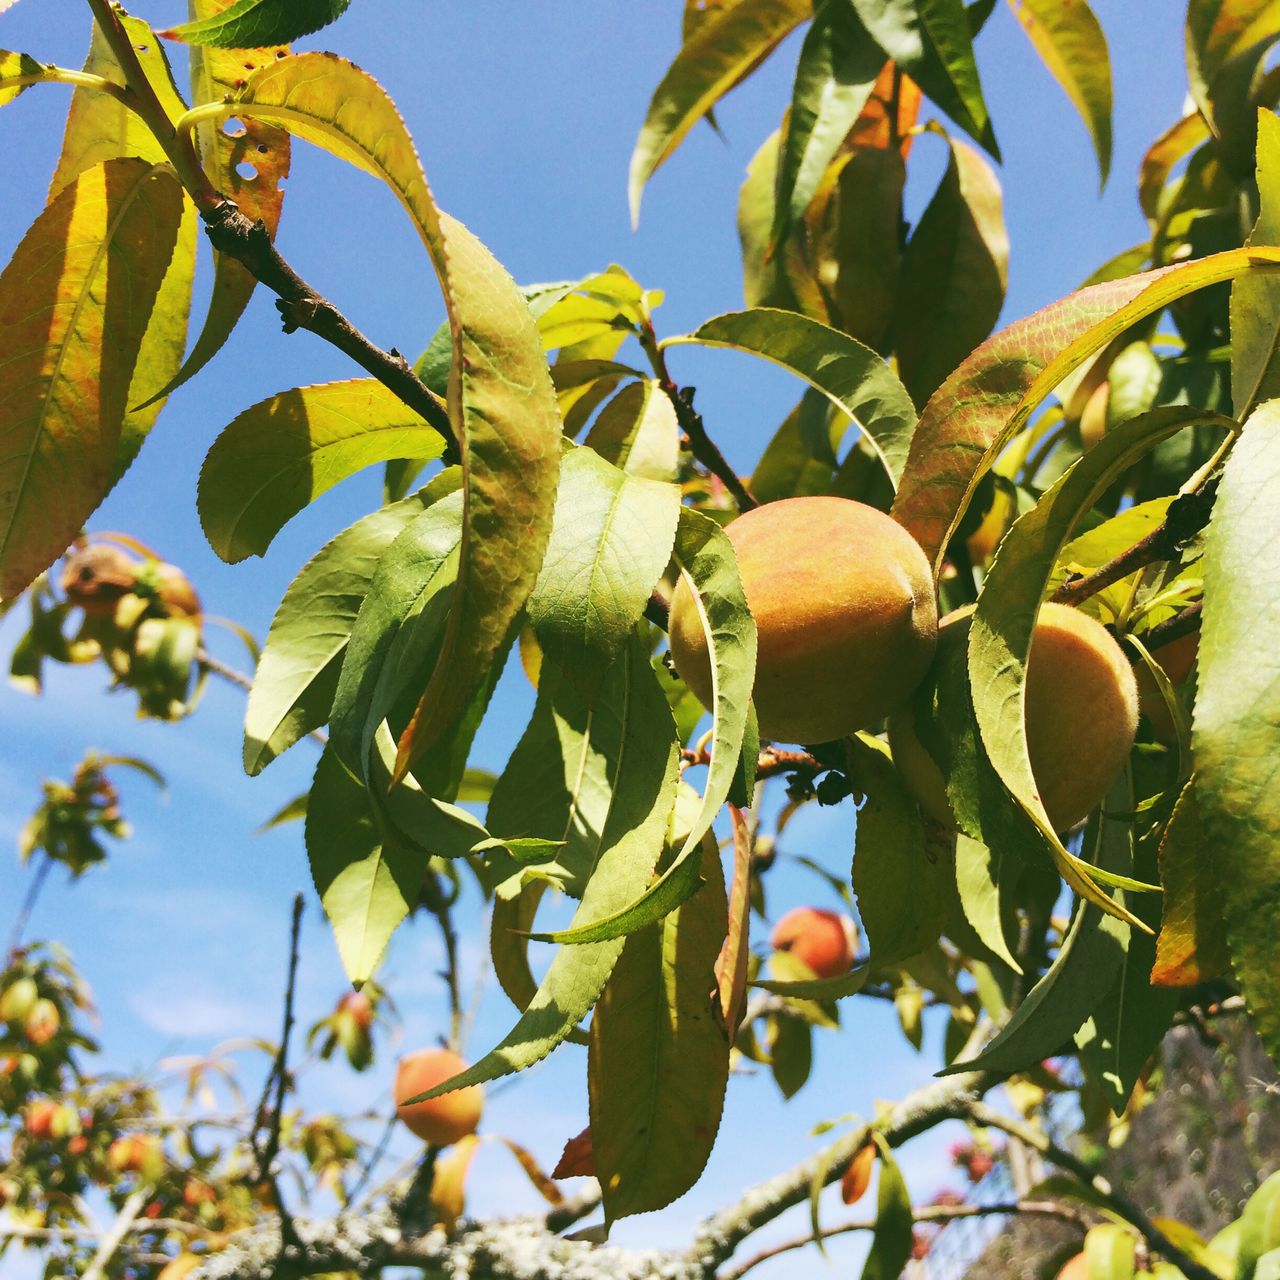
[772,4,884,242]
[669,309,917,486]
[849,0,997,158]
[583,379,680,482]
[0,51,45,109]
[429,1134,480,1232]
[1006,0,1112,183]
[244,484,444,775]
[1231,111,1280,419]
[769,1012,813,1098]
[215,54,562,779]
[162,0,350,46]
[527,446,681,697]
[859,1134,914,1280]
[0,158,184,598]
[944,795,1132,1077]
[952,832,1021,972]
[715,811,753,1035]
[969,407,1229,916]
[199,380,445,563]
[1195,404,1280,1066]
[1237,1171,1280,1280]
[851,735,947,965]
[893,129,1007,409]
[155,3,291,402]
[527,509,755,945]
[891,247,1280,576]
[404,639,678,1100]
[1185,0,1280,130]
[588,834,729,1222]
[50,16,197,474]
[1151,781,1230,987]
[629,0,813,224]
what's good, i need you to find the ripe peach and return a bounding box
[770,907,858,979]
[1135,628,1199,742]
[1056,1254,1088,1280]
[394,1049,483,1146]
[24,1099,58,1139]
[667,497,937,744]
[890,603,1138,832]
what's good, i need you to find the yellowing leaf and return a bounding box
[1007,0,1112,183]
[198,379,445,562]
[0,158,184,598]
[0,50,47,109]
[212,54,562,774]
[429,1133,480,1231]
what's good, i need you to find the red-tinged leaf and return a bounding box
[429,1133,480,1232]
[213,55,562,778]
[842,1141,875,1205]
[715,811,752,1036]
[629,0,813,225]
[50,16,197,474]
[1007,0,1113,184]
[1152,782,1230,988]
[148,2,291,404]
[891,247,1280,576]
[552,1127,596,1180]
[893,129,1008,409]
[588,832,729,1222]
[1138,112,1210,221]
[0,158,184,598]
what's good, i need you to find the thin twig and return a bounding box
[82,1188,150,1280]
[254,894,305,1184]
[681,746,823,781]
[967,1101,1220,1280]
[419,874,464,1049]
[718,1198,1089,1280]
[8,852,54,957]
[1051,485,1216,608]
[1132,600,1202,653]
[638,320,758,512]
[348,1114,398,1207]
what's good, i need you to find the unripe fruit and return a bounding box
[394,1049,483,1146]
[0,977,38,1024]
[770,908,858,979]
[24,1099,58,1138]
[25,998,60,1046]
[1135,629,1199,742]
[889,604,1139,832]
[107,1134,165,1182]
[667,497,938,745]
[338,991,373,1032]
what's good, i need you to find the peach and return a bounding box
[394,1049,483,1146]
[1135,628,1198,742]
[668,497,937,744]
[770,907,858,978]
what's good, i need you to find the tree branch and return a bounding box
[253,894,304,1185]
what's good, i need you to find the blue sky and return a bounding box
[0,2,1189,1275]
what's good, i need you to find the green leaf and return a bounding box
[669,309,917,486]
[0,158,184,598]
[891,246,1280,577]
[243,486,445,775]
[772,4,884,242]
[1151,781,1231,988]
[1195,404,1280,1069]
[49,16,197,476]
[199,380,445,563]
[893,129,1007,409]
[768,1013,813,1098]
[327,492,465,785]
[944,792,1133,1077]
[1231,111,1280,419]
[1185,0,1280,130]
[583,380,680,482]
[219,54,562,780]
[0,50,45,109]
[629,0,813,224]
[405,638,678,1100]
[588,835,729,1222]
[969,407,1230,916]
[850,0,997,158]
[851,735,947,965]
[1238,1172,1280,1280]
[527,446,681,696]
[162,0,350,46]
[530,509,755,945]
[953,832,1021,972]
[753,965,871,999]
[1006,0,1112,183]
[153,6,291,403]
[859,1134,914,1280]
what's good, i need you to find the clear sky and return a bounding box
[0,2,1189,1275]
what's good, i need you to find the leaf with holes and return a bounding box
[629,0,813,224]
[1195,404,1280,1066]
[891,247,1280,576]
[589,834,729,1222]
[162,0,350,46]
[527,446,680,698]
[403,638,678,1102]
[0,158,183,598]
[669,309,917,486]
[213,54,562,778]
[1007,0,1112,183]
[50,16,197,475]
[893,130,1007,409]
[244,483,444,775]
[199,379,445,563]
